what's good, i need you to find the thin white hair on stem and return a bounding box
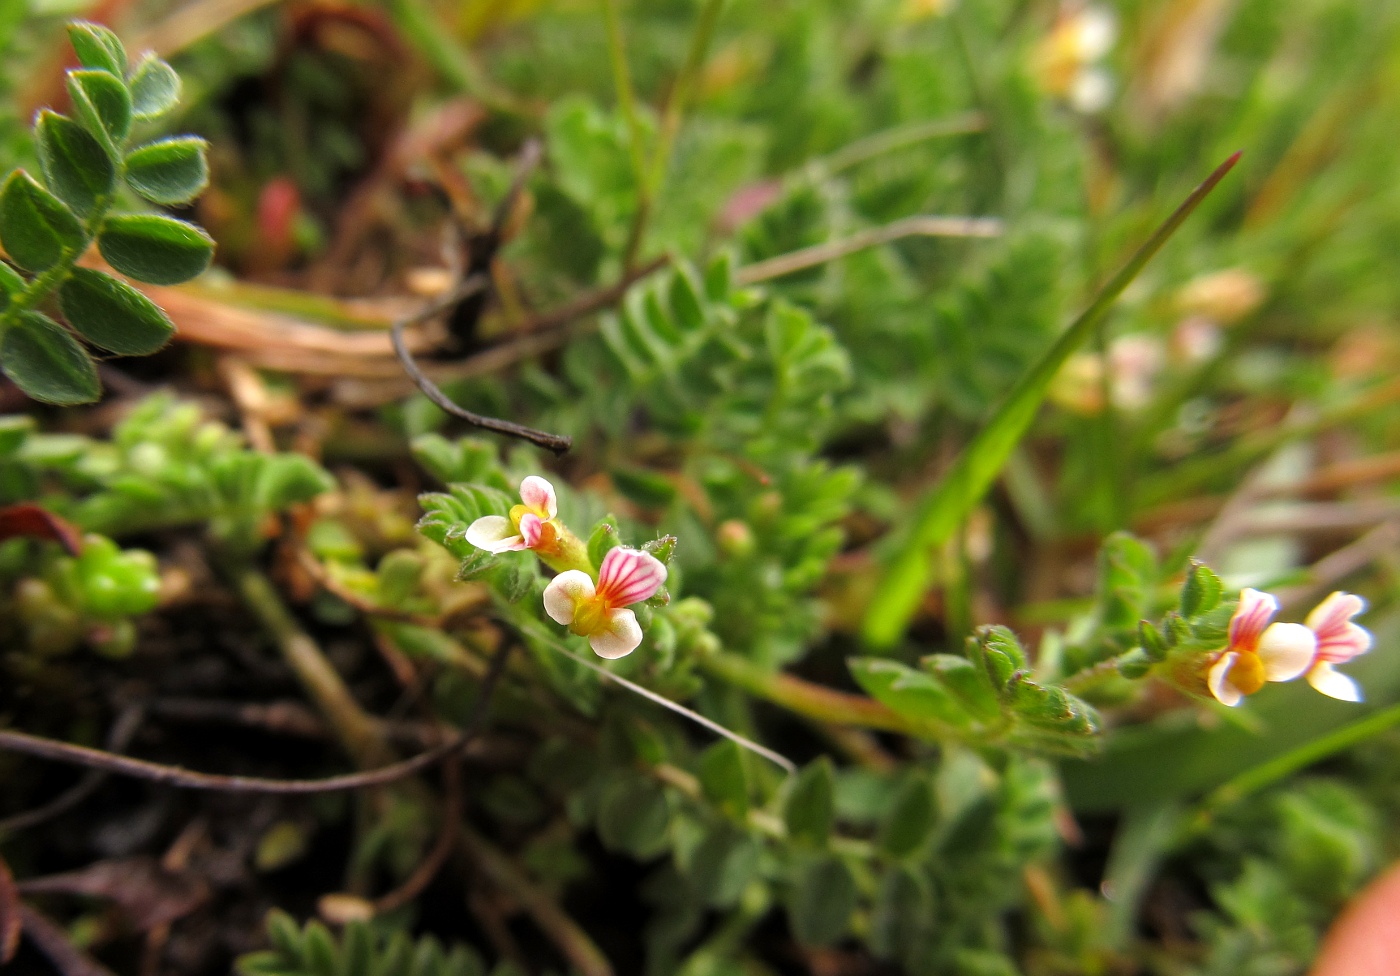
[524,623,797,775]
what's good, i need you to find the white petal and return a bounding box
[1257,623,1316,682]
[597,547,667,607]
[543,571,594,625]
[1069,68,1112,114]
[1307,663,1363,703]
[589,608,642,659]
[465,516,525,553]
[1208,653,1244,707]
[520,476,557,519]
[1075,8,1117,60]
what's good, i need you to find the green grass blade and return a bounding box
[862,152,1242,648]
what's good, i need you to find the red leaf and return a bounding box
[0,504,83,555]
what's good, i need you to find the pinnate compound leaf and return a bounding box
[59,268,174,355]
[124,138,209,206]
[35,111,114,218]
[783,757,835,845]
[98,214,214,284]
[1,311,99,405]
[0,171,84,273]
[788,856,856,947]
[67,21,127,76]
[128,53,181,120]
[67,69,132,149]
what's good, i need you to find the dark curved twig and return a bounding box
[371,753,462,914]
[0,644,513,794]
[391,275,573,454]
[0,705,144,834]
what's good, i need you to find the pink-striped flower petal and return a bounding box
[1257,623,1316,682]
[519,476,557,519]
[596,547,667,608]
[1305,591,1372,664]
[518,513,544,549]
[465,515,526,553]
[589,608,643,659]
[1307,662,1363,702]
[543,570,595,625]
[1228,587,1278,653]
[1208,652,1244,707]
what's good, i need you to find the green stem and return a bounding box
[601,0,650,207]
[620,0,725,268]
[697,650,926,736]
[1191,700,1400,823]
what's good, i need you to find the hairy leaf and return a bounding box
[35,111,114,218]
[98,214,214,285]
[59,268,174,355]
[0,311,99,405]
[0,171,84,272]
[124,138,210,206]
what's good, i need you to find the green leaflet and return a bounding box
[59,268,175,355]
[0,311,100,405]
[97,214,215,285]
[0,171,83,273]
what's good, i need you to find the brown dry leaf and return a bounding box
[0,853,20,964]
[18,858,210,933]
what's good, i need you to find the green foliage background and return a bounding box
[3,1,1400,975]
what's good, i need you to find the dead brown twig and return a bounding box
[0,644,512,795]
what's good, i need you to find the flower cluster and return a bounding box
[1032,3,1117,113]
[466,476,667,659]
[1208,588,1371,706]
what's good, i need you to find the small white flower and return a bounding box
[465,476,559,554]
[1304,591,1372,702]
[543,547,667,659]
[1207,588,1315,706]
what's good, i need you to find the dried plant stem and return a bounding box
[460,825,614,976]
[233,565,392,767]
[735,215,1003,284]
[0,645,513,794]
[391,275,574,454]
[518,621,796,773]
[815,111,988,174]
[18,904,116,976]
[0,705,144,834]
[371,758,462,914]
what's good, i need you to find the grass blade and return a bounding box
[862,152,1242,648]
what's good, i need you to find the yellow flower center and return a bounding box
[1230,652,1266,696]
[570,597,608,637]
